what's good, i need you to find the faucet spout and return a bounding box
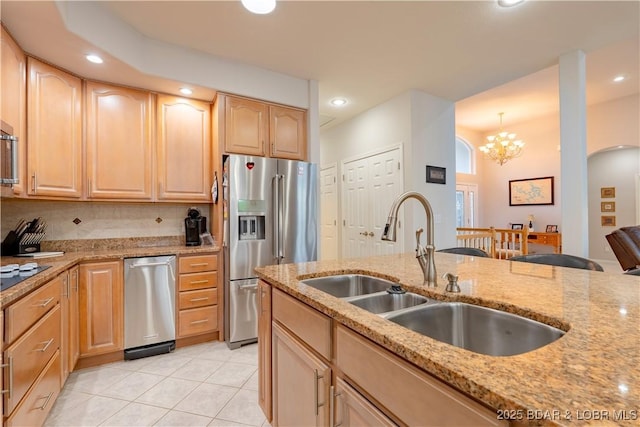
[381,191,437,287]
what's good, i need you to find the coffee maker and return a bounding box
[185,208,207,246]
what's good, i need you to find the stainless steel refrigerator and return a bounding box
[223,154,317,349]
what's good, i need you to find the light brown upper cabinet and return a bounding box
[221,94,307,161]
[224,95,268,156]
[1,27,27,196]
[27,57,82,198]
[85,81,153,200]
[269,104,307,160]
[156,95,212,202]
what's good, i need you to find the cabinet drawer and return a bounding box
[4,276,60,344]
[336,325,504,426]
[179,288,218,309]
[179,272,217,291]
[4,304,61,416]
[5,350,60,427]
[178,306,218,337]
[179,254,217,274]
[272,289,331,360]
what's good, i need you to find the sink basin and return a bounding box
[300,274,394,298]
[348,292,431,314]
[386,302,565,356]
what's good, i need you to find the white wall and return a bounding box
[321,90,456,253]
[455,93,639,258]
[476,112,562,231]
[588,147,640,261]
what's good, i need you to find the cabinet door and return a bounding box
[157,95,211,201]
[69,266,80,372]
[85,82,153,200]
[1,27,27,195]
[333,377,395,427]
[224,95,267,156]
[272,322,330,427]
[257,280,272,422]
[27,58,82,198]
[79,261,123,356]
[269,105,306,160]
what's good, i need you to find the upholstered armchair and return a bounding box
[605,226,640,273]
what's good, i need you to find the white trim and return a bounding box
[341,143,404,165]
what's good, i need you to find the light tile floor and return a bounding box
[45,341,270,427]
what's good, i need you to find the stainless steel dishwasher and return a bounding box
[124,255,176,360]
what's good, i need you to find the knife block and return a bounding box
[18,242,42,254]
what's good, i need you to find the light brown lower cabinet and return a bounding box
[333,377,395,427]
[79,260,124,357]
[272,322,331,427]
[265,287,505,427]
[5,351,61,427]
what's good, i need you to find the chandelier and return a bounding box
[478,112,525,165]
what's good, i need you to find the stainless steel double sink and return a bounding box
[300,274,565,357]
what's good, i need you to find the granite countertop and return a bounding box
[1,243,220,308]
[255,253,640,426]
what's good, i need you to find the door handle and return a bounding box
[314,369,325,416]
[1,357,13,399]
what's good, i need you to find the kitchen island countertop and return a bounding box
[255,252,640,426]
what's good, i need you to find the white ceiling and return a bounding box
[2,1,639,132]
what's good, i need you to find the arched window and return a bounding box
[455,136,475,174]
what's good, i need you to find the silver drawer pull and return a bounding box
[190,319,209,325]
[38,338,55,353]
[189,280,209,285]
[1,357,13,399]
[189,263,209,267]
[36,392,54,410]
[37,297,55,308]
[189,297,209,302]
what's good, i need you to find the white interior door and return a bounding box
[369,150,403,256]
[343,158,369,259]
[320,164,338,260]
[342,147,403,259]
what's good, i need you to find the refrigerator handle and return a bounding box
[272,175,279,262]
[278,174,285,262]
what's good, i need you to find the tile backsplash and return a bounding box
[1,199,211,241]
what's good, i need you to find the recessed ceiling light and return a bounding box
[497,0,525,7]
[330,98,347,107]
[241,0,276,14]
[180,88,193,95]
[613,75,626,83]
[85,54,103,64]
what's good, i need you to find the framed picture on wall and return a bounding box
[601,187,616,198]
[601,202,615,212]
[601,216,616,227]
[509,176,554,206]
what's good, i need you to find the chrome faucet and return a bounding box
[381,191,437,287]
